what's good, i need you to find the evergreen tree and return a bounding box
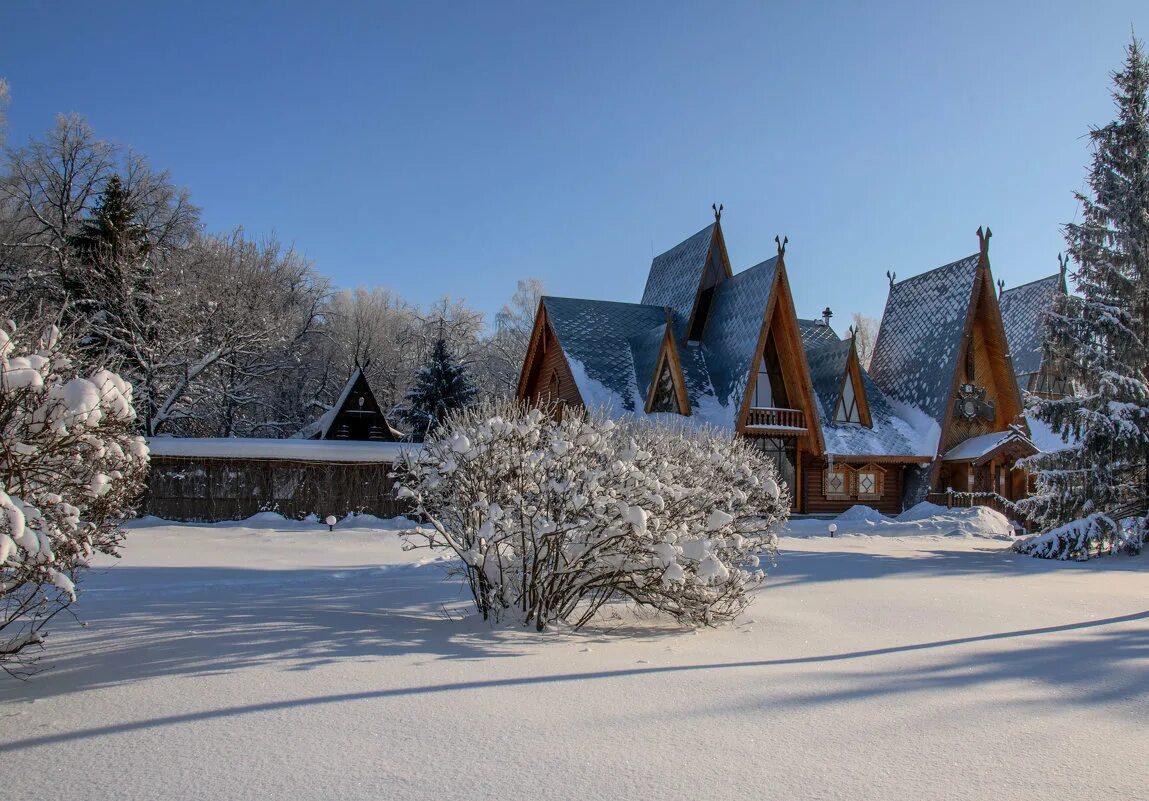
[1022,38,1149,528]
[65,175,155,356]
[400,337,477,439]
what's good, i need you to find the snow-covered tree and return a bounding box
[394,401,788,631]
[0,320,148,673]
[1021,38,1149,533]
[400,336,477,440]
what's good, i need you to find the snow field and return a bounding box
[0,514,1145,801]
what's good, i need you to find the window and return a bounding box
[856,464,885,499]
[649,361,678,413]
[824,466,853,498]
[752,437,795,495]
[834,376,861,423]
[753,338,788,408]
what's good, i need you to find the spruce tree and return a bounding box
[401,337,478,440]
[66,175,155,357]
[1022,38,1149,528]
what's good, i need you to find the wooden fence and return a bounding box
[144,456,406,522]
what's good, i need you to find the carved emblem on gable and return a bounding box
[954,383,995,422]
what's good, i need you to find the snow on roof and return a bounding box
[941,429,1034,462]
[294,367,363,440]
[999,273,1062,380]
[543,297,668,413]
[804,338,936,459]
[870,254,980,424]
[148,437,416,463]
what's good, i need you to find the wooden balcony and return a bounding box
[745,406,806,433]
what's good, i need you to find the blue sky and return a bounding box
[3,1,1147,327]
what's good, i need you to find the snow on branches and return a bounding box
[394,401,788,631]
[0,321,148,673]
[1013,513,1145,560]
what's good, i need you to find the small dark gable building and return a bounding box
[144,369,410,522]
[296,366,404,441]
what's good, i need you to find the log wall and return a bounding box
[801,459,907,516]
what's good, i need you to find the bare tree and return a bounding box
[483,277,543,396]
[850,312,879,368]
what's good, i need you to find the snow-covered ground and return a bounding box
[1,512,1146,801]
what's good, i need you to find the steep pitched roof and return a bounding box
[699,256,778,410]
[804,338,934,458]
[999,273,1063,378]
[541,296,667,414]
[869,253,981,423]
[295,367,403,441]
[640,224,715,324]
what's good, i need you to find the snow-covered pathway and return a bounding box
[1,518,1146,801]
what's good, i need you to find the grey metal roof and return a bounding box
[640,224,714,324]
[798,318,841,350]
[806,338,852,417]
[542,296,667,413]
[999,273,1062,379]
[628,322,667,403]
[869,253,980,424]
[699,257,778,411]
[804,338,932,458]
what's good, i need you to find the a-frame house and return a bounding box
[517,213,936,514]
[296,366,404,442]
[869,228,1037,503]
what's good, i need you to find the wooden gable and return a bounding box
[315,369,401,442]
[516,301,585,411]
[834,340,873,428]
[736,247,826,455]
[932,230,1027,478]
[685,221,734,341]
[644,324,691,415]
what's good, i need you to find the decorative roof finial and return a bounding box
[712,203,723,221]
[848,324,857,340]
[886,269,896,288]
[775,234,787,257]
[821,306,833,327]
[1057,252,1068,282]
[997,278,1005,298]
[977,225,992,256]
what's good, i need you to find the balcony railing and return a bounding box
[745,406,806,432]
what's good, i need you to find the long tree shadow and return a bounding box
[0,562,533,701]
[1,609,1145,754]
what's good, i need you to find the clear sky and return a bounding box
[3,1,1147,327]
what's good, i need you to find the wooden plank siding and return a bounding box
[801,458,906,516]
[145,456,406,522]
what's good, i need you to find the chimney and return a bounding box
[821,307,833,327]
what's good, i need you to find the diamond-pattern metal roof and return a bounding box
[640,224,714,324]
[542,297,667,413]
[870,254,980,423]
[699,257,777,411]
[999,273,1062,380]
[804,338,931,457]
[628,322,667,403]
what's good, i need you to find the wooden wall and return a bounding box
[524,325,584,408]
[801,458,907,516]
[145,457,406,522]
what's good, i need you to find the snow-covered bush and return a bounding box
[0,321,148,673]
[1013,513,1145,560]
[394,401,788,631]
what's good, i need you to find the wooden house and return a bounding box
[869,227,1037,505]
[144,369,410,522]
[517,214,939,515]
